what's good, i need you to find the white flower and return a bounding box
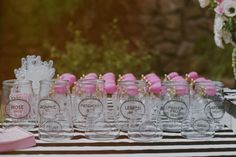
[224,0,236,17]
[214,33,224,48]
[198,0,210,8]
[213,15,225,48]
[214,14,225,34]
[218,0,236,17]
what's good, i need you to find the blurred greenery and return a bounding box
[0,0,235,87]
[46,21,159,77]
[191,37,233,81]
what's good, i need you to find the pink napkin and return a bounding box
[0,127,36,152]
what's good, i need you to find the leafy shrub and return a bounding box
[46,25,159,77]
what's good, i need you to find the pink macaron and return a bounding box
[149,82,162,94]
[147,77,161,84]
[103,72,115,79]
[85,73,98,79]
[81,84,96,94]
[145,73,158,79]
[121,76,136,81]
[167,72,179,80]
[122,73,136,80]
[126,85,138,97]
[204,85,216,96]
[187,71,199,80]
[171,76,186,82]
[60,73,76,87]
[105,83,117,94]
[104,79,116,84]
[175,86,188,96]
[197,80,216,96]
[54,84,67,94]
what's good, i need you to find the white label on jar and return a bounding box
[204,101,224,119]
[163,100,188,120]
[78,97,103,117]
[120,99,145,119]
[193,119,210,133]
[41,121,62,133]
[6,99,31,119]
[38,99,60,118]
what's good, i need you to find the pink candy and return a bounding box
[145,73,158,79]
[171,76,186,82]
[126,85,139,96]
[120,73,139,96]
[121,73,136,80]
[196,80,217,96]
[103,72,117,94]
[204,85,217,96]
[105,83,116,94]
[144,73,162,94]
[174,86,188,96]
[195,77,210,83]
[53,83,68,94]
[149,82,162,94]
[167,72,179,80]
[60,73,76,87]
[103,72,115,80]
[187,71,199,80]
[84,73,98,79]
[77,78,97,95]
[82,84,96,94]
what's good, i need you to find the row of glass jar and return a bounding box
[1,78,224,141]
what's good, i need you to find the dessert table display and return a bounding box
[1,55,236,157]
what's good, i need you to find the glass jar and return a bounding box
[74,79,107,131]
[38,80,73,141]
[181,81,223,139]
[1,79,36,130]
[116,80,148,131]
[161,81,190,132]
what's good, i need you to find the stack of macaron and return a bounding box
[165,72,186,83]
[55,71,218,97]
[83,73,98,79]
[185,71,216,96]
[59,73,77,87]
[53,73,76,94]
[185,71,199,82]
[118,73,138,96]
[118,73,136,81]
[78,73,98,94]
[143,73,162,94]
[102,72,116,94]
[165,72,188,96]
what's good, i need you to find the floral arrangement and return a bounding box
[199,0,236,80]
[198,0,236,48]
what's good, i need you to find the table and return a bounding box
[2,91,236,157]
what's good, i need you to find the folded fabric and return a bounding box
[0,126,36,152]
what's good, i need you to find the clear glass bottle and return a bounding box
[74,79,107,131]
[1,79,36,130]
[116,80,148,131]
[181,81,222,139]
[161,81,190,132]
[38,80,73,141]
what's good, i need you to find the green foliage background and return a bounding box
[0,0,234,86]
